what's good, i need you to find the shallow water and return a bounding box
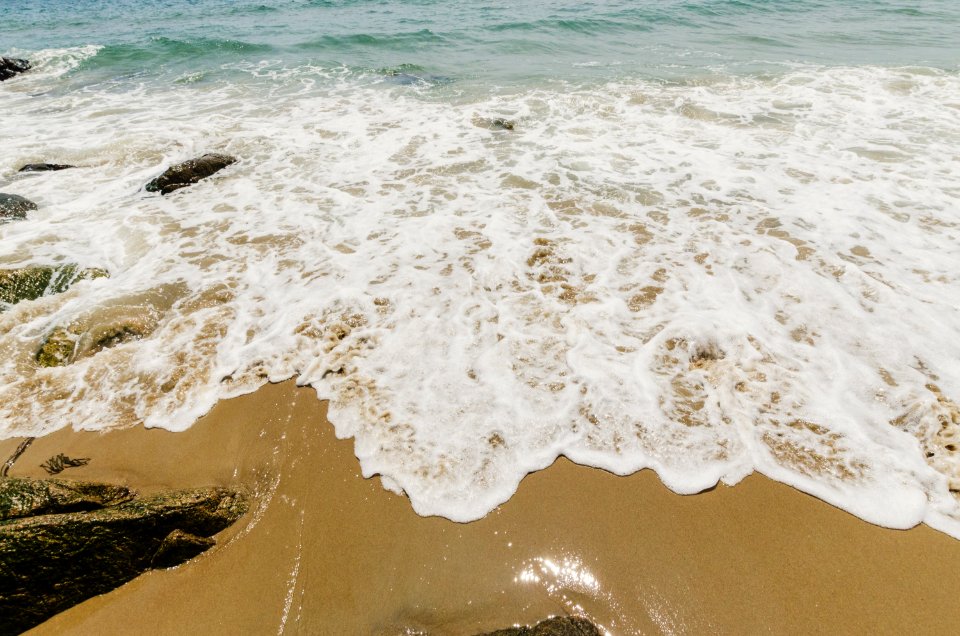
[2,1,960,536]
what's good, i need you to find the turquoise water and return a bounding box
[3,1,960,536]
[3,0,959,88]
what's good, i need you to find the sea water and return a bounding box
[2,0,960,536]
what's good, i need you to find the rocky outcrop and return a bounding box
[0,479,247,635]
[0,265,109,307]
[477,616,602,636]
[0,57,30,82]
[0,477,133,520]
[145,153,237,195]
[18,163,75,172]
[0,193,37,221]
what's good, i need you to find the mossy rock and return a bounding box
[0,265,109,307]
[0,477,134,521]
[477,616,602,636]
[0,192,37,221]
[37,312,154,367]
[145,153,237,195]
[36,326,81,367]
[0,480,247,634]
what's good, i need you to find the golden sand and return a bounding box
[3,381,960,634]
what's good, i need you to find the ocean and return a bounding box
[2,0,960,536]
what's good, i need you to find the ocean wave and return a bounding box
[1,63,959,538]
[296,29,450,50]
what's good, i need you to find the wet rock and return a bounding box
[36,312,154,368]
[477,616,602,636]
[18,163,75,172]
[145,153,237,195]
[0,57,30,82]
[151,529,216,569]
[0,477,133,521]
[0,481,247,634]
[0,265,109,307]
[0,192,37,221]
[473,116,516,131]
[36,326,79,367]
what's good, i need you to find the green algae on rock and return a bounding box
[145,153,237,195]
[0,265,109,307]
[36,326,81,367]
[36,314,157,367]
[477,616,602,636]
[0,480,247,635]
[0,477,133,521]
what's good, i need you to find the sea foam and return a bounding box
[2,54,959,536]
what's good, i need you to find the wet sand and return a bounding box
[4,380,960,634]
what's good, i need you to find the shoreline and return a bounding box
[3,380,960,634]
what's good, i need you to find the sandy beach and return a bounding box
[1,380,957,634]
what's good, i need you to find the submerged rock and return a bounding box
[36,312,154,368]
[0,57,30,82]
[36,326,80,367]
[473,116,516,131]
[18,163,75,172]
[145,153,237,195]
[478,616,602,636]
[0,480,247,634]
[0,192,37,221]
[0,265,109,307]
[0,477,133,521]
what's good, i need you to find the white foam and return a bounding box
[2,57,960,536]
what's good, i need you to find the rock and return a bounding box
[0,192,37,221]
[145,153,237,195]
[151,529,216,569]
[36,326,79,367]
[0,481,247,634]
[0,265,109,307]
[0,477,134,521]
[0,57,30,82]
[36,311,153,368]
[477,616,602,636]
[18,163,75,172]
[473,117,516,131]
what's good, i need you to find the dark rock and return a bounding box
[0,481,247,634]
[0,264,109,307]
[478,616,602,636]
[0,477,133,521]
[0,192,37,221]
[0,57,30,82]
[18,163,75,172]
[151,529,216,569]
[145,153,237,195]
